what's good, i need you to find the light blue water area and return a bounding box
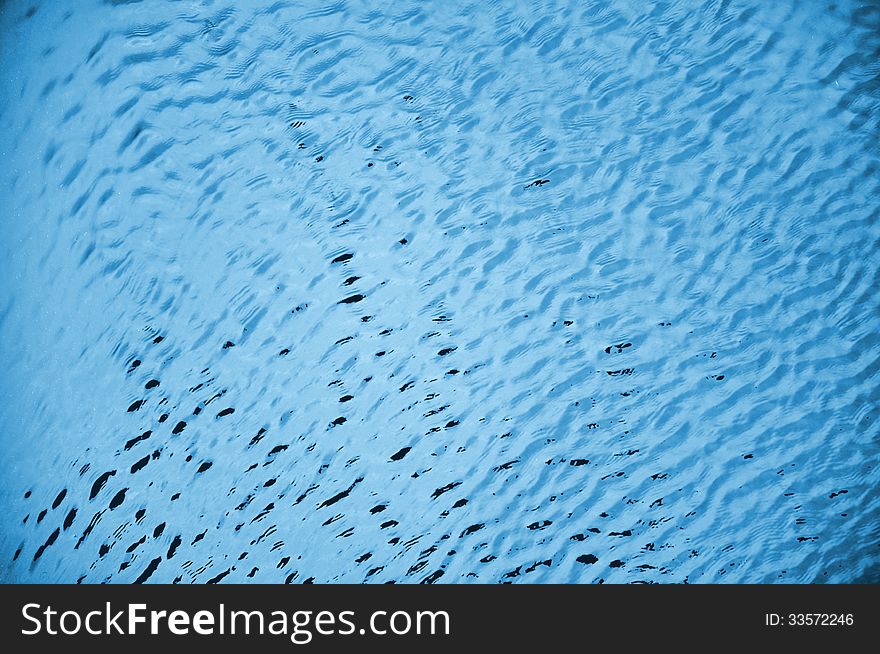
[0,0,878,584]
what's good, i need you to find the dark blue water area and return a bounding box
[0,0,878,584]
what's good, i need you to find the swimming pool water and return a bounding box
[0,0,878,583]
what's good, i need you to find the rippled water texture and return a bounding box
[1,0,878,584]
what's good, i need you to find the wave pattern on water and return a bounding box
[0,0,878,583]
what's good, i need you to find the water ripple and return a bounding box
[0,0,878,584]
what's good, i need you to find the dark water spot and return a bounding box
[222,341,235,349]
[577,554,599,565]
[216,407,235,418]
[331,253,354,264]
[167,535,181,559]
[124,430,151,450]
[525,560,552,574]
[390,446,411,461]
[74,511,102,550]
[51,489,67,509]
[339,294,365,304]
[206,568,233,584]
[33,528,60,562]
[461,523,484,536]
[108,488,127,510]
[153,522,165,538]
[172,420,187,434]
[130,455,150,473]
[421,570,444,584]
[62,508,77,530]
[249,428,267,447]
[127,399,144,412]
[319,477,363,509]
[145,379,160,389]
[432,482,461,499]
[89,470,116,500]
[133,557,162,584]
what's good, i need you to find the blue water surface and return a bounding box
[0,0,878,583]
